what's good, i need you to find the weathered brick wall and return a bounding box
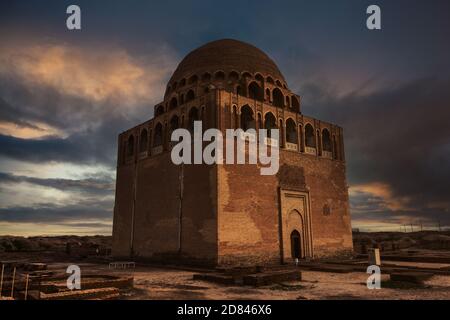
[111,164,134,258]
[217,162,281,266]
[216,149,353,266]
[132,153,181,256]
[113,153,218,265]
[281,151,353,258]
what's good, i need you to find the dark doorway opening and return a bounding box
[290,230,301,259]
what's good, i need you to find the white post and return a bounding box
[11,267,16,299]
[25,274,29,300]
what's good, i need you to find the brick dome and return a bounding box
[166,39,286,93]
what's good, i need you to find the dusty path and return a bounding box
[117,266,450,300]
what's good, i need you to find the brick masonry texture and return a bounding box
[112,39,353,266]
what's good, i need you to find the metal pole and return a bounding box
[11,267,16,299]
[24,274,29,300]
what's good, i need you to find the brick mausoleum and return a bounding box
[112,39,353,266]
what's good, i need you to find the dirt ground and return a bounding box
[108,265,450,300]
[1,252,449,300]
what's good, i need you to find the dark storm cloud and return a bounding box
[0,203,112,223]
[1,0,449,233]
[0,72,96,130]
[350,189,450,229]
[0,75,149,167]
[303,77,450,226]
[0,171,114,195]
[0,132,113,166]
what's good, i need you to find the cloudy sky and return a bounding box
[0,0,449,235]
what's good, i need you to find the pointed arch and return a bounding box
[153,123,163,147]
[214,71,225,81]
[139,129,148,153]
[291,96,300,112]
[155,105,164,116]
[305,123,315,147]
[248,81,263,101]
[286,118,297,144]
[127,135,135,157]
[186,89,195,102]
[188,107,199,132]
[272,88,284,108]
[169,97,178,109]
[240,105,255,130]
[322,129,332,152]
[264,112,277,138]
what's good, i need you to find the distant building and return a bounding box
[112,39,353,266]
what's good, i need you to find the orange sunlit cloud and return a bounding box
[0,121,65,139]
[349,182,413,212]
[0,43,176,107]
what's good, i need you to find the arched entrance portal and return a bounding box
[279,189,313,262]
[290,230,301,259]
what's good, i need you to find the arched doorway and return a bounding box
[280,190,313,262]
[290,230,301,259]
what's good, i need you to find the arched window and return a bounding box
[299,125,304,152]
[127,135,134,157]
[266,76,274,84]
[169,97,178,109]
[186,89,195,102]
[264,112,277,138]
[242,72,252,79]
[255,73,264,82]
[317,130,322,156]
[265,88,271,101]
[322,129,332,152]
[240,105,255,131]
[291,96,300,112]
[155,105,164,116]
[229,71,239,81]
[286,119,297,144]
[257,113,262,130]
[333,136,338,159]
[139,129,148,153]
[179,78,186,87]
[279,119,284,147]
[214,71,225,81]
[290,230,301,259]
[188,75,198,84]
[202,72,211,82]
[188,107,199,132]
[172,81,178,90]
[272,88,284,108]
[305,124,315,147]
[248,81,263,101]
[275,80,282,87]
[153,123,163,147]
[170,115,179,132]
